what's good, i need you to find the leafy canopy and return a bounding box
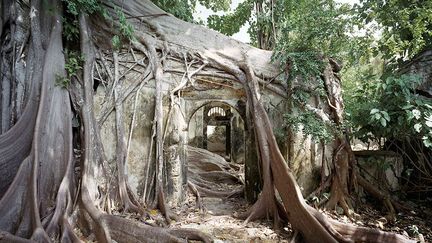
[355,0,432,63]
[152,0,231,22]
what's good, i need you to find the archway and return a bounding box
[188,101,245,165]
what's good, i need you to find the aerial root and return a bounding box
[307,205,352,243]
[238,190,286,229]
[357,175,397,218]
[188,182,204,211]
[30,227,51,243]
[289,231,299,243]
[153,186,178,225]
[60,217,81,243]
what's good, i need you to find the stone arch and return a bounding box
[185,100,247,129]
[183,98,260,202]
[186,100,245,160]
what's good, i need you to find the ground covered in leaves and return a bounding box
[172,196,291,242]
[165,191,431,242]
[77,145,432,242]
[168,147,432,242]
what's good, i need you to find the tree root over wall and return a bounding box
[0,0,416,242]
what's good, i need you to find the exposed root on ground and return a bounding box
[187,146,244,207]
[0,1,418,242]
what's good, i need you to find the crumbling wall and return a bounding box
[355,151,404,193]
[93,51,331,205]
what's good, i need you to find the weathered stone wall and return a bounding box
[94,83,156,196]
[93,52,330,205]
[261,94,326,196]
[355,151,404,192]
[188,108,204,148]
[230,114,245,164]
[401,49,432,96]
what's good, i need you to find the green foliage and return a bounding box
[284,108,335,143]
[408,225,420,237]
[356,0,432,62]
[151,0,231,23]
[64,50,84,76]
[111,35,121,50]
[346,74,432,148]
[152,0,195,22]
[274,52,325,83]
[369,109,390,128]
[273,0,354,57]
[62,17,79,41]
[61,0,106,42]
[56,50,84,88]
[111,7,136,50]
[62,0,104,16]
[198,0,231,12]
[207,0,253,36]
[55,74,70,88]
[116,8,135,41]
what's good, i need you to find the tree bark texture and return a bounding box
[0,0,415,242]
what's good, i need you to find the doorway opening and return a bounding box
[188,102,245,165]
[207,125,227,156]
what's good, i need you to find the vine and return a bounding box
[111,7,136,49]
[55,49,84,88]
[274,52,337,143]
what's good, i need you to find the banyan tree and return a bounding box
[0,0,416,242]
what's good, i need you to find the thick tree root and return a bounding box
[0,1,419,243]
[187,146,244,200]
[103,214,212,243]
[203,53,415,242]
[188,182,205,211]
[0,230,34,243]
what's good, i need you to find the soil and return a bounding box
[172,195,291,242]
[168,192,432,242]
[168,147,432,242]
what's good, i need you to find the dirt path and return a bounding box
[168,146,431,242]
[172,195,291,242]
[167,146,290,242]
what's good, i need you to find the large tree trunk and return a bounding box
[0,0,415,242]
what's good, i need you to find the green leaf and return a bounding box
[370,108,380,114]
[381,111,390,121]
[380,118,387,127]
[423,137,432,148]
[414,123,422,133]
[374,113,382,120]
[412,109,421,119]
[402,104,414,110]
[426,120,432,128]
[112,35,121,49]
